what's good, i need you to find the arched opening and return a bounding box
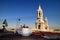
[38,25,41,29]
[39,12,40,17]
[45,27,47,29]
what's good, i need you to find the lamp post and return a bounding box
[16,17,20,29]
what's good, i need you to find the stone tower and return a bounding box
[35,5,49,30]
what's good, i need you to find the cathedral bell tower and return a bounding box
[37,5,43,20]
[35,5,44,30]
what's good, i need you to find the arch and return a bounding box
[38,25,41,29]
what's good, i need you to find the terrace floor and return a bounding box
[0,33,60,40]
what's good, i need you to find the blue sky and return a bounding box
[0,0,60,29]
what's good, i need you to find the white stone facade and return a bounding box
[35,5,49,31]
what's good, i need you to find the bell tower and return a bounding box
[37,5,43,20]
[35,5,44,30]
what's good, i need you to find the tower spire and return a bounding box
[38,5,41,10]
[37,5,43,20]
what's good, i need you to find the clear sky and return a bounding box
[0,0,60,29]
